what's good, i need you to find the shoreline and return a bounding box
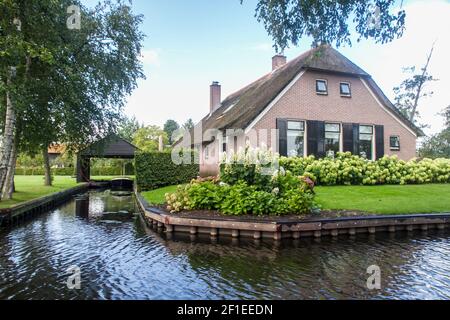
[136,191,450,240]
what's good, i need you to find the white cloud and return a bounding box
[140,49,161,67]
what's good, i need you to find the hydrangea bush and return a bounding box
[166,146,316,215]
[165,149,449,215]
[280,152,450,186]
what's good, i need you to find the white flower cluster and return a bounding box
[220,144,280,176]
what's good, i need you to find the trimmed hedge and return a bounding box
[15,167,75,176]
[135,151,199,191]
[15,166,129,176]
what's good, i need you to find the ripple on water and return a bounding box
[1,190,450,300]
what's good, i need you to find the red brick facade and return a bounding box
[198,70,418,176]
[252,70,417,160]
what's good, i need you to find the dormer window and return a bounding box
[340,82,351,97]
[316,79,328,95]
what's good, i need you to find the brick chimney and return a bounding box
[272,54,287,71]
[210,81,221,112]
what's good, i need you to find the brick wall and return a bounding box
[199,69,418,175]
[252,70,417,160]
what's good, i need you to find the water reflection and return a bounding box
[0,190,449,300]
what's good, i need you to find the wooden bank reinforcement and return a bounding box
[0,184,89,227]
[136,192,450,240]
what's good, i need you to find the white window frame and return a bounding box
[286,120,306,158]
[316,79,328,95]
[359,124,375,161]
[340,82,351,97]
[324,122,341,156]
[390,135,400,151]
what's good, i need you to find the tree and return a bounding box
[393,44,437,126]
[118,116,143,142]
[441,105,450,129]
[163,119,180,145]
[183,118,195,131]
[133,126,168,152]
[0,0,144,193]
[419,105,450,159]
[247,0,406,51]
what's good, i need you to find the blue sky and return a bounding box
[83,0,450,135]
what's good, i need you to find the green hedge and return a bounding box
[90,167,123,176]
[15,167,75,176]
[135,151,199,191]
[15,166,129,176]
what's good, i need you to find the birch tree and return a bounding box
[0,0,144,195]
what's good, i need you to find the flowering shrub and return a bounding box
[219,145,278,192]
[280,152,450,186]
[165,146,316,215]
[165,149,449,215]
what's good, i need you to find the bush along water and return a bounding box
[280,152,450,186]
[166,147,316,216]
[164,149,449,215]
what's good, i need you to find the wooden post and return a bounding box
[210,228,218,237]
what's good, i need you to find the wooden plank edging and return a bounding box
[135,191,450,240]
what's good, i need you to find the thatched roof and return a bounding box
[184,45,423,145]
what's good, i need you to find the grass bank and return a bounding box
[0,176,80,209]
[315,184,450,214]
[141,185,178,205]
[141,184,450,215]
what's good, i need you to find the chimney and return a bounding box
[210,81,221,112]
[272,54,287,71]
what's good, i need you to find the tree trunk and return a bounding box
[0,75,17,199]
[409,43,435,123]
[43,146,52,186]
[2,136,18,200]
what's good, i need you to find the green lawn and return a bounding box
[141,185,178,205]
[141,183,450,215]
[316,184,450,214]
[0,176,80,209]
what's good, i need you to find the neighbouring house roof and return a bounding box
[183,44,423,146]
[78,134,139,159]
[48,144,66,155]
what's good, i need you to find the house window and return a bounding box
[340,82,351,97]
[287,121,305,157]
[390,136,400,150]
[316,79,328,95]
[325,123,341,157]
[359,125,374,159]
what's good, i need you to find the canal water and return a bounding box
[1,189,449,300]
